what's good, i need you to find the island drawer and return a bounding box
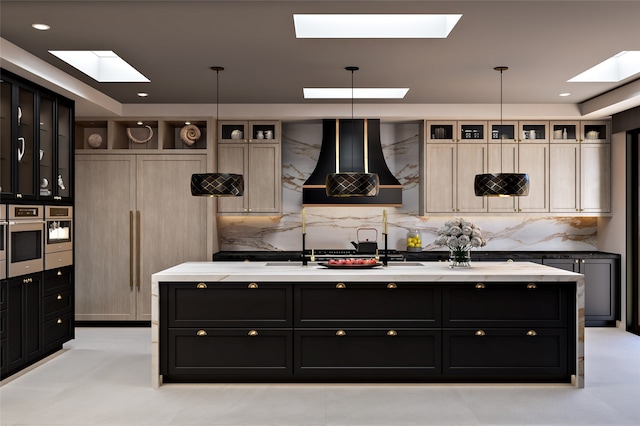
[443,328,569,377]
[164,328,292,376]
[163,282,292,327]
[295,283,440,327]
[43,288,73,321]
[443,283,570,327]
[294,328,441,376]
[42,312,74,353]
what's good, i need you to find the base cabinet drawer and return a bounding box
[43,289,73,321]
[443,329,568,377]
[43,313,74,353]
[295,283,441,327]
[294,329,441,377]
[165,328,292,376]
[443,283,570,327]
[165,283,292,327]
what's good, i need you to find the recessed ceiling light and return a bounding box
[559,93,571,97]
[303,88,409,99]
[293,14,462,38]
[568,51,640,82]
[32,23,50,31]
[49,50,150,83]
[137,92,149,97]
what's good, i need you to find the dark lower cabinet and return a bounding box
[443,328,568,379]
[543,257,618,326]
[160,281,577,383]
[165,328,292,377]
[294,328,441,377]
[1,267,74,380]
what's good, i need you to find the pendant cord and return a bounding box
[351,68,355,172]
[500,68,503,173]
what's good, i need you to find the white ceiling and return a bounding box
[1,0,639,118]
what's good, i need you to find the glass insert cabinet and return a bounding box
[0,69,74,203]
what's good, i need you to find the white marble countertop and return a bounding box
[151,261,584,283]
[151,261,585,388]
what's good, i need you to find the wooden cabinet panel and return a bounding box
[295,283,440,327]
[456,144,487,212]
[443,328,568,377]
[75,154,208,321]
[295,329,441,376]
[581,143,611,212]
[248,144,280,213]
[425,143,456,213]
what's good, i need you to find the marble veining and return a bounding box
[219,122,598,252]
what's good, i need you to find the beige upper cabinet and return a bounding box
[550,120,611,214]
[486,121,549,213]
[422,136,487,214]
[217,120,282,215]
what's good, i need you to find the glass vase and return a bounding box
[449,249,471,268]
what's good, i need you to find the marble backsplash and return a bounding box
[218,121,597,252]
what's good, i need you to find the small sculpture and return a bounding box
[58,174,66,190]
[180,124,201,147]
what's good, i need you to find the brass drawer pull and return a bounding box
[475,283,485,289]
[57,318,63,324]
[196,283,207,289]
[387,283,397,289]
[527,330,537,337]
[387,330,397,336]
[196,330,207,336]
[248,283,259,289]
[57,294,63,300]
[527,283,537,289]
[336,330,346,336]
[336,283,346,289]
[475,330,486,336]
[57,270,62,276]
[248,330,259,336]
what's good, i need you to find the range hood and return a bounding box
[302,119,402,206]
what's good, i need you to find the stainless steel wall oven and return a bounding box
[7,204,44,278]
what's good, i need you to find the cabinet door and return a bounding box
[294,328,441,377]
[425,143,456,213]
[136,155,208,321]
[74,155,137,321]
[456,143,487,212]
[443,328,568,377]
[55,101,73,201]
[550,143,579,212]
[217,143,247,213]
[16,84,37,200]
[517,143,549,212]
[38,94,55,200]
[581,259,616,325]
[247,143,280,213]
[0,80,12,195]
[6,274,42,373]
[581,143,610,213]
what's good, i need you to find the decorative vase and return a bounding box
[449,249,471,268]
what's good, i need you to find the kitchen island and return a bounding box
[151,261,584,388]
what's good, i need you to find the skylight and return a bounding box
[303,88,409,99]
[49,50,150,83]
[293,14,462,38]
[568,51,640,83]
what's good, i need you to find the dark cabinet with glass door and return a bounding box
[0,69,74,204]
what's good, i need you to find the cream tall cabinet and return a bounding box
[74,154,208,321]
[217,120,281,215]
[550,120,611,214]
[73,117,213,321]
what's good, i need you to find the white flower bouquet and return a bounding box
[434,218,486,266]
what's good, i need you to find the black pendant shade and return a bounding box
[474,173,530,197]
[326,172,380,197]
[191,173,244,197]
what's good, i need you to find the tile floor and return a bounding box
[1,327,639,425]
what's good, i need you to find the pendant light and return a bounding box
[191,66,244,197]
[474,66,530,197]
[326,66,379,197]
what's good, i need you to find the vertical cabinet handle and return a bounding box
[136,211,141,290]
[129,211,134,289]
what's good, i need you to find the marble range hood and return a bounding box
[302,118,402,206]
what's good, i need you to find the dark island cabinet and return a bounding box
[160,280,576,383]
[543,257,618,326]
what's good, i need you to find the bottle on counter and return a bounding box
[406,229,422,252]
